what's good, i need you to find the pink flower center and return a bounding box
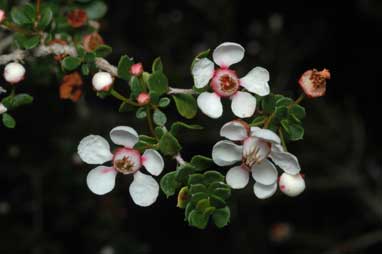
[112,147,142,174]
[210,68,240,97]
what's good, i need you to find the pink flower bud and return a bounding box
[137,92,150,105]
[0,9,5,23]
[299,68,330,98]
[92,72,113,91]
[3,62,26,84]
[0,103,7,114]
[130,63,143,76]
[279,173,305,197]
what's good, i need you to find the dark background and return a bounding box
[1,0,382,253]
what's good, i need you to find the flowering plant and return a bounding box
[0,0,330,229]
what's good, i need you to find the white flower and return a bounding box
[77,126,164,207]
[212,120,305,199]
[92,72,113,91]
[0,103,7,114]
[192,42,270,119]
[4,62,25,84]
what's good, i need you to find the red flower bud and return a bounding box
[130,63,144,76]
[137,92,150,105]
[0,9,6,23]
[299,68,330,98]
[67,9,88,28]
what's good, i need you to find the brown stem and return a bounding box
[145,106,157,139]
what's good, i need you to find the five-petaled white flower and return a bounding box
[212,120,305,198]
[77,126,164,207]
[192,42,270,119]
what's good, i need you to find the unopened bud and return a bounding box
[0,103,7,114]
[92,72,113,91]
[0,9,6,23]
[4,62,25,84]
[130,63,143,76]
[67,9,87,28]
[137,92,150,105]
[279,173,305,197]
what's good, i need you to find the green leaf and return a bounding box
[276,97,293,107]
[190,155,213,171]
[274,106,288,120]
[2,113,16,128]
[187,173,204,185]
[262,94,276,114]
[289,104,306,121]
[158,97,170,108]
[38,6,53,29]
[14,34,40,50]
[12,94,33,108]
[212,206,230,228]
[189,184,208,194]
[190,192,209,206]
[129,76,144,99]
[203,171,224,185]
[188,210,209,229]
[148,71,169,96]
[209,194,226,208]
[155,126,165,138]
[81,64,90,76]
[196,199,211,212]
[84,52,96,63]
[117,55,134,81]
[152,57,163,72]
[158,132,182,156]
[281,120,304,141]
[94,45,112,58]
[172,94,197,119]
[212,187,231,200]
[118,102,134,113]
[153,109,167,126]
[84,0,108,19]
[176,163,196,183]
[170,121,203,137]
[62,56,82,71]
[11,6,33,25]
[139,135,157,144]
[160,172,179,198]
[185,202,194,221]
[135,107,147,119]
[251,115,266,126]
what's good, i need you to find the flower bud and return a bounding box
[67,9,87,28]
[129,63,143,76]
[3,62,26,84]
[0,9,6,23]
[137,92,150,105]
[0,103,7,114]
[279,173,305,197]
[92,72,113,91]
[299,68,330,98]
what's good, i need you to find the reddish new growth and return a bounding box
[67,9,87,28]
[130,63,144,76]
[83,32,104,52]
[48,39,68,61]
[299,68,331,98]
[59,72,83,102]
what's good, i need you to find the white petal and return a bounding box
[142,149,164,176]
[220,120,249,141]
[279,173,305,197]
[86,166,117,195]
[197,92,223,119]
[129,171,159,207]
[226,166,249,189]
[212,140,243,166]
[231,91,256,118]
[192,58,215,88]
[240,67,270,96]
[78,135,113,164]
[251,159,278,185]
[270,150,301,175]
[253,182,277,199]
[250,127,281,144]
[213,42,245,68]
[110,126,139,148]
[242,137,271,166]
